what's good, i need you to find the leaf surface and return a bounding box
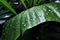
[2,3,60,40]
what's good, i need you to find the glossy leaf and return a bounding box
[1,3,60,40]
[0,0,17,15]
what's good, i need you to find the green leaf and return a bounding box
[1,3,60,40]
[37,0,45,5]
[0,0,17,15]
[20,0,46,9]
[20,0,27,9]
[33,0,38,6]
[26,0,32,7]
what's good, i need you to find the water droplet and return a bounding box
[22,22,24,24]
[28,26,31,28]
[24,24,26,26]
[47,13,48,15]
[39,16,46,23]
[33,19,35,21]
[49,10,51,11]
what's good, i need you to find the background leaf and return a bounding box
[20,0,46,9]
[33,0,38,6]
[26,0,32,7]
[0,0,17,15]
[20,0,27,9]
[1,2,60,40]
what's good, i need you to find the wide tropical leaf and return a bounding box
[1,2,60,40]
[0,0,17,15]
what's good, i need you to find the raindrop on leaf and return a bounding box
[22,22,24,24]
[49,10,51,11]
[24,24,26,26]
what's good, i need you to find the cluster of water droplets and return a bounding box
[22,22,26,27]
[38,12,46,23]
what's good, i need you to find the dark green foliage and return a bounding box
[20,0,46,9]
